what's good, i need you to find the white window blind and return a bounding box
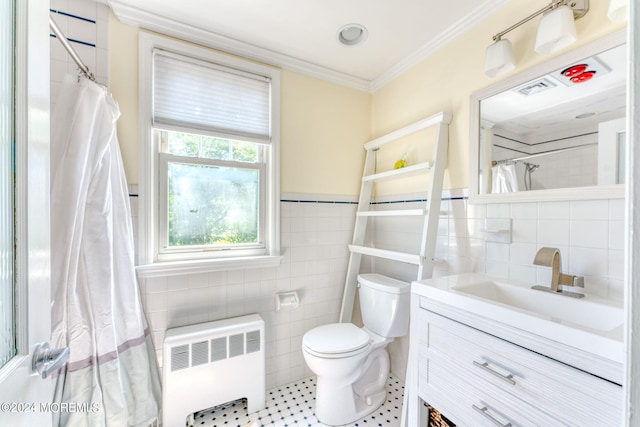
[153,49,272,144]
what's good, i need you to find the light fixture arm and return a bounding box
[491,0,589,41]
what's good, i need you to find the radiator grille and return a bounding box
[211,337,227,362]
[229,333,244,358]
[191,341,209,366]
[171,344,189,372]
[168,328,262,370]
[246,330,261,354]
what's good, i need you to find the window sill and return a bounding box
[135,255,283,278]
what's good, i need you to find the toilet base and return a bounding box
[315,379,386,426]
[314,348,390,426]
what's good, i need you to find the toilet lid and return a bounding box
[303,323,370,354]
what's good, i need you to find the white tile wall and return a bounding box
[370,190,625,301]
[50,0,109,110]
[367,190,626,384]
[133,192,357,390]
[127,183,625,391]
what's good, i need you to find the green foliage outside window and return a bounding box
[165,132,260,247]
[168,132,258,163]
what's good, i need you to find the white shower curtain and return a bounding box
[491,163,520,193]
[50,75,161,426]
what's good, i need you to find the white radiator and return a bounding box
[162,314,265,427]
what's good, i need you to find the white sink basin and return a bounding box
[453,279,622,332]
[412,273,624,364]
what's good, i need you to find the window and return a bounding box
[139,34,280,271]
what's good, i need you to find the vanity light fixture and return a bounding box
[484,0,589,78]
[484,38,515,78]
[607,0,628,22]
[534,4,578,54]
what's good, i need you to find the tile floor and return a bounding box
[192,375,404,427]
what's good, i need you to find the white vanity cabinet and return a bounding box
[408,294,623,427]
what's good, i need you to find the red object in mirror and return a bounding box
[570,71,596,84]
[562,64,588,78]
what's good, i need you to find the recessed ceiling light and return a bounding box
[337,24,368,46]
[576,112,596,119]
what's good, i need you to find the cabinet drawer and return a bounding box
[418,309,623,427]
[420,351,561,427]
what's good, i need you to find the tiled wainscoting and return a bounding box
[133,191,358,389]
[369,191,624,301]
[130,187,624,393]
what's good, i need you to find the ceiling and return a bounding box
[108,0,511,92]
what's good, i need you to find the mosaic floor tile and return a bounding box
[192,375,404,427]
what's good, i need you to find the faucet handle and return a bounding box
[558,273,584,288]
[572,276,584,288]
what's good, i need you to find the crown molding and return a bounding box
[110,0,511,93]
[370,0,512,91]
[109,1,373,92]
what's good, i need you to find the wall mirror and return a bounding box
[469,30,627,203]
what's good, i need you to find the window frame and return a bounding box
[138,33,281,275]
[157,150,267,260]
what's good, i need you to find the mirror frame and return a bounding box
[469,30,627,204]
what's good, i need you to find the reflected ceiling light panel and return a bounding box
[484,0,589,78]
[337,24,368,46]
[484,38,515,77]
[607,0,628,22]
[534,5,577,54]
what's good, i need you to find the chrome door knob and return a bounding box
[32,342,69,379]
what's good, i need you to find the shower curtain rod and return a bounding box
[493,142,598,166]
[49,15,95,81]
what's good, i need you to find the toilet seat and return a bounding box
[303,323,370,358]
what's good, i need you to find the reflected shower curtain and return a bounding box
[491,163,520,193]
[50,75,161,426]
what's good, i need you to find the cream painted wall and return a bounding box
[109,2,622,196]
[371,0,625,194]
[280,70,371,195]
[108,11,139,184]
[107,12,371,196]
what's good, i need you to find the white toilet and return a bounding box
[302,273,410,426]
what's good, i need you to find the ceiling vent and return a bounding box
[514,77,558,96]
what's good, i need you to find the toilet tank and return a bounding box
[358,274,410,338]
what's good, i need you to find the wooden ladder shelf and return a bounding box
[338,111,451,323]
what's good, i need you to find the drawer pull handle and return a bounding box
[472,405,512,427]
[473,361,516,385]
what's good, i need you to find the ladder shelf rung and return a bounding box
[348,245,422,265]
[357,209,426,217]
[357,209,449,217]
[362,162,433,183]
[363,112,452,151]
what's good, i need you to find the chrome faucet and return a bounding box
[532,247,584,298]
